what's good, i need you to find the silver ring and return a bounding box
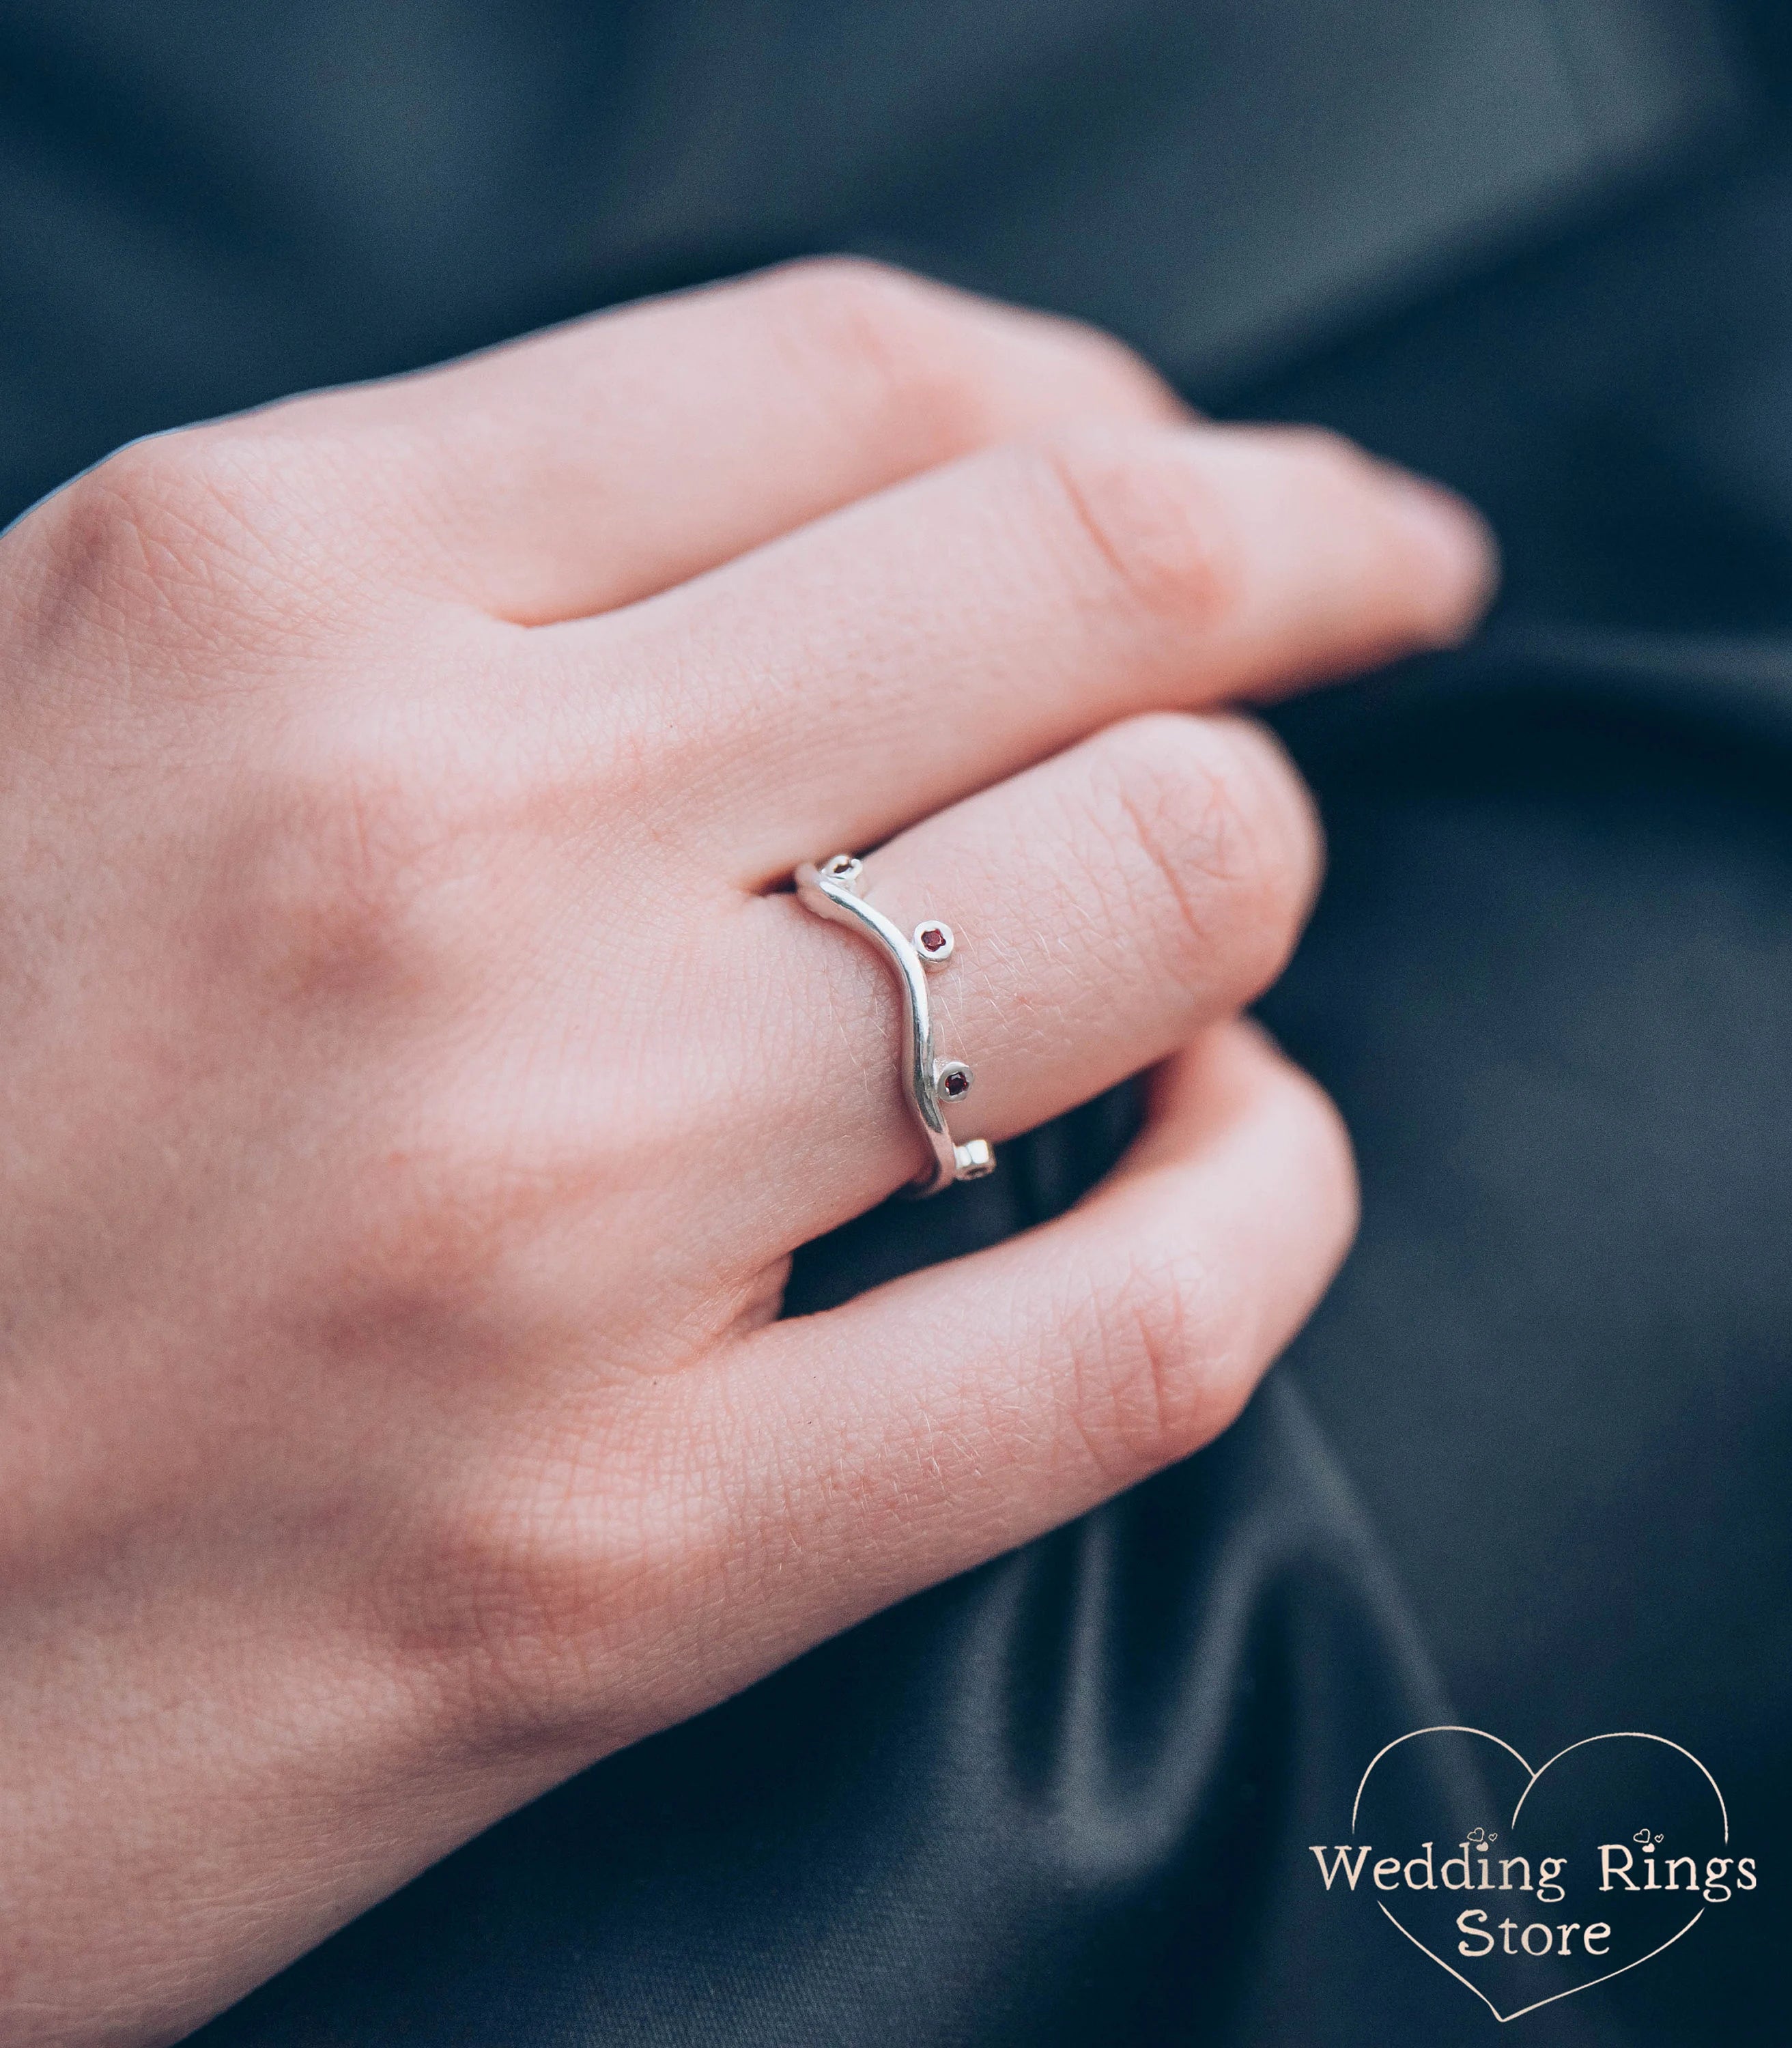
[795,853,995,1197]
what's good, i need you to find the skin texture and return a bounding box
[0,259,1494,2045]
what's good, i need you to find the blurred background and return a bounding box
[4,3,1789,2043]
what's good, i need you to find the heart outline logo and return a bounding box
[1352,1726,1729,2023]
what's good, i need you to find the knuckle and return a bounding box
[1085,714,1319,999]
[1042,317,1182,417]
[380,1404,729,1741]
[30,427,347,648]
[60,433,281,594]
[743,260,1178,459]
[298,1076,689,1403]
[1253,421,1376,483]
[311,1141,554,1386]
[759,251,928,314]
[750,256,989,458]
[215,734,470,1008]
[1023,425,1246,629]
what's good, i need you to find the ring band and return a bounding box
[795,853,995,1197]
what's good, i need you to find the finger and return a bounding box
[557,418,1493,877]
[708,1023,1356,1662]
[719,709,1323,1245]
[261,259,1182,621]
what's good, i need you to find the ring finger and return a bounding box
[722,705,1323,1246]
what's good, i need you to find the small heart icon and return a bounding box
[1338,1727,1738,2022]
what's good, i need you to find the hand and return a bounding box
[0,260,1492,2045]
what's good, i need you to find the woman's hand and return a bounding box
[0,261,1492,2045]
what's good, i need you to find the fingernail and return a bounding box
[1381,471,1500,640]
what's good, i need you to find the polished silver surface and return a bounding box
[795,854,995,1197]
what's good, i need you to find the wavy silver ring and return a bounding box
[795,853,995,1197]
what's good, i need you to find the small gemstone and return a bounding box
[941,1065,971,1099]
[913,920,955,967]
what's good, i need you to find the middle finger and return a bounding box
[538,418,1492,882]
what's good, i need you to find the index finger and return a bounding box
[552,418,1496,879]
[258,259,1185,622]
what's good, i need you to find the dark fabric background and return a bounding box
[2,3,1787,2041]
